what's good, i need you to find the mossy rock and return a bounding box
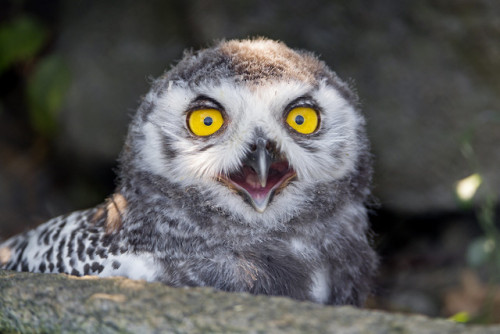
[1,270,499,333]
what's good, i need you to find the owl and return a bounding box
[0,38,377,306]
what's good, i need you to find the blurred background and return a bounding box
[0,0,499,324]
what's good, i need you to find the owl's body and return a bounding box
[0,39,377,305]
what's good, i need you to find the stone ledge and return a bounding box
[1,270,498,333]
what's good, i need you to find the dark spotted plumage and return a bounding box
[0,38,377,306]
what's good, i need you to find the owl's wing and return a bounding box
[0,207,157,281]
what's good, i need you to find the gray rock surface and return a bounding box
[54,0,500,213]
[57,0,189,163]
[1,270,498,334]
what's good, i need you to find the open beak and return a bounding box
[218,138,296,212]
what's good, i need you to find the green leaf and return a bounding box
[0,16,49,74]
[27,55,71,136]
[449,311,470,323]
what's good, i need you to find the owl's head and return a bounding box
[122,38,370,225]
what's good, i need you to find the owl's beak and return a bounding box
[244,137,274,188]
[218,138,296,212]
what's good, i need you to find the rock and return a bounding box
[56,0,191,163]
[0,270,498,333]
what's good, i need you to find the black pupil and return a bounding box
[295,115,305,125]
[204,117,213,126]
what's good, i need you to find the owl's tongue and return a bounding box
[227,161,296,212]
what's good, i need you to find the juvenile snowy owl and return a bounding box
[0,38,377,306]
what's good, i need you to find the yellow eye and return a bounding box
[188,109,224,136]
[286,107,319,134]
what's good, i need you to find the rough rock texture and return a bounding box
[1,270,498,334]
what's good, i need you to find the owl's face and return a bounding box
[132,40,364,225]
